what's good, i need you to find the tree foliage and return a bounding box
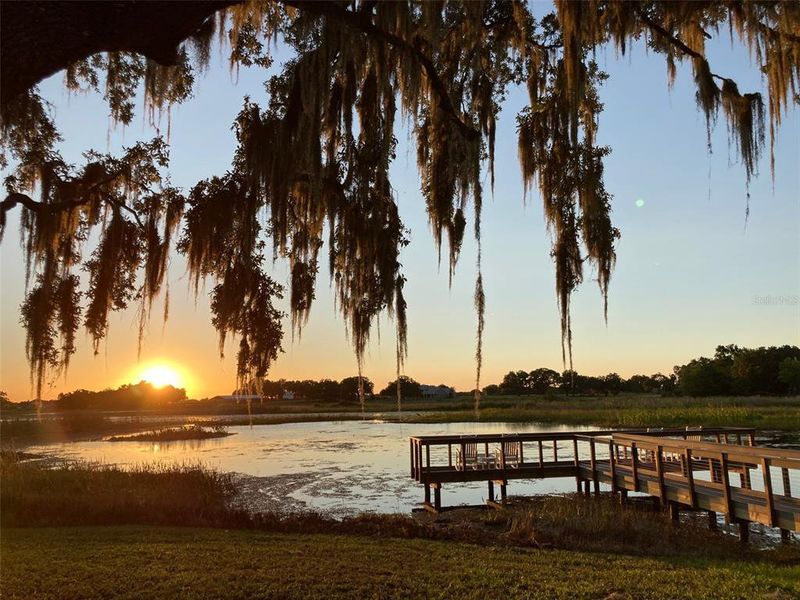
[379,376,422,398]
[241,375,373,401]
[56,381,187,411]
[1,1,798,403]
[674,344,800,396]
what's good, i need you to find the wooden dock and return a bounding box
[409,427,800,540]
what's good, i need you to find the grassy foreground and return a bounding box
[3,454,799,598]
[2,526,798,600]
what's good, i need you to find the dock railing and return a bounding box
[406,426,800,537]
[605,433,800,533]
[410,427,755,484]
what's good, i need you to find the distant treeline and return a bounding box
[56,382,187,410]
[3,345,797,408]
[236,376,451,400]
[482,369,676,397]
[484,345,800,397]
[235,376,374,401]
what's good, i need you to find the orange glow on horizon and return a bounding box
[130,362,189,391]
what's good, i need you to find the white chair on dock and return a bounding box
[496,441,521,468]
[456,442,495,470]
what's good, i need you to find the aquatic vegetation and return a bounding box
[106,424,232,442]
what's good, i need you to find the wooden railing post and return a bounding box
[685,449,696,507]
[538,440,543,468]
[655,445,666,505]
[609,440,617,493]
[720,452,733,517]
[426,443,431,473]
[553,440,559,462]
[631,443,639,492]
[762,457,775,527]
[410,440,415,478]
[590,438,599,494]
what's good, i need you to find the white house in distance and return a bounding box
[419,384,455,398]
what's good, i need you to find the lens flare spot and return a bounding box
[635,198,645,208]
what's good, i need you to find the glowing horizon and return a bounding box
[129,362,189,392]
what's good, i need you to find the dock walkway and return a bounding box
[409,427,799,539]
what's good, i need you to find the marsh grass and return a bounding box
[501,495,748,558]
[5,452,797,564]
[106,424,232,442]
[0,451,243,528]
[410,395,800,429]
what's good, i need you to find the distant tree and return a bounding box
[339,376,374,401]
[650,373,677,395]
[601,373,623,395]
[675,358,733,396]
[561,370,606,396]
[527,368,562,394]
[379,376,421,398]
[779,358,800,394]
[262,379,284,398]
[482,384,501,396]
[313,379,339,401]
[499,371,530,395]
[621,374,654,393]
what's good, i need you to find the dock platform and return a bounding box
[409,427,799,540]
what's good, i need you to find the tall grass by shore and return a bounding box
[0,451,242,528]
[4,452,797,562]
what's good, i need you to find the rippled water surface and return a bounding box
[26,420,610,515]
[24,419,799,517]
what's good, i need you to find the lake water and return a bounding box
[26,420,606,516]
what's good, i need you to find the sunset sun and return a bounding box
[136,364,184,389]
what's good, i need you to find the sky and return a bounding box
[1,11,799,401]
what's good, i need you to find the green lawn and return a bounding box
[2,526,798,599]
